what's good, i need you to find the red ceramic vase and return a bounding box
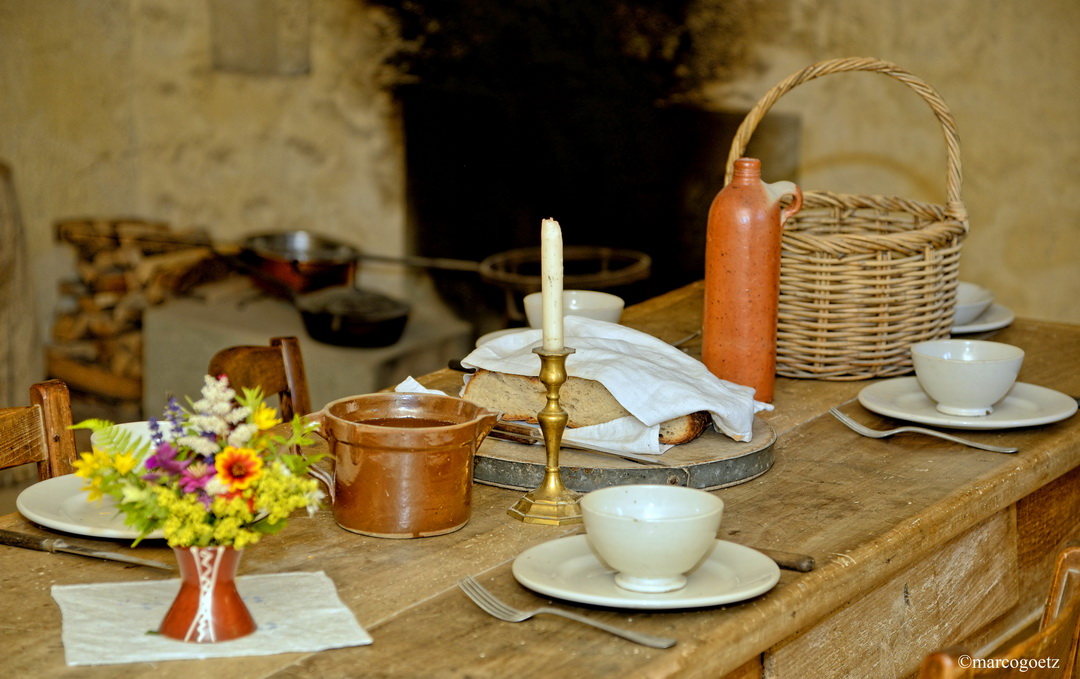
[158,546,256,643]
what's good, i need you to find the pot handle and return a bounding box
[302,411,336,503]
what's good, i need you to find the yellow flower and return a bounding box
[84,476,105,502]
[73,449,110,478]
[215,446,264,491]
[253,403,282,431]
[113,452,138,476]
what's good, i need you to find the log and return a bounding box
[45,350,141,401]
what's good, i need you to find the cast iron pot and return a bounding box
[294,286,410,348]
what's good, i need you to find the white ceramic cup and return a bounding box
[523,290,624,328]
[581,484,724,593]
[911,339,1024,416]
[953,281,994,326]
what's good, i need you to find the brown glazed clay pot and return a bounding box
[313,393,498,538]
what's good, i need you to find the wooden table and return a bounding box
[4,281,1079,678]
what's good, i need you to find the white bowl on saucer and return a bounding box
[523,290,624,328]
[911,339,1024,417]
[953,281,994,326]
[580,485,723,593]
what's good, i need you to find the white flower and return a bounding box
[194,376,237,417]
[305,489,327,516]
[204,477,229,496]
[178,434,220,456]
[226,405,252,425]
[188,414,228,436]
[120,483,150,505]
[227,423,258,448]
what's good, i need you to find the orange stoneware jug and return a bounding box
[703,157,803,403]
[311,392,498,538]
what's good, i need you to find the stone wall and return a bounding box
[699,0,1080,327]
[0,0,406,378]
[0,0,1077,391]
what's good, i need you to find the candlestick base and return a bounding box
[507,346,582,525]
[507,488,583,525]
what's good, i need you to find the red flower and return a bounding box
[215,447,264,492]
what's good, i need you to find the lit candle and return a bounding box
[540,218,564,351]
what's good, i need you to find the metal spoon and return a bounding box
[829,408,1019,454]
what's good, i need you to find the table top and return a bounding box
[4,280,1079,678]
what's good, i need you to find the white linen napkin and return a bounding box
[455,317,772,454]
[52,571,372,665]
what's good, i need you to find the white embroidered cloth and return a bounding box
[52,571,372,665]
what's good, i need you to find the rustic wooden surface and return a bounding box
[1,281,1078,678]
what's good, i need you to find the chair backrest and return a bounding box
[0,380,77,480]
[206,336,311,420]
[919,545,1080,678]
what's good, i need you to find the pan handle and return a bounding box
[357,252,481,273]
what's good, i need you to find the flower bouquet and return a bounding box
[73,374,325,642]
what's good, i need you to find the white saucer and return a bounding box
[858,378,1077,430]
[952,303,1015,334]
[16,475,164,540]
[511,535,780,610]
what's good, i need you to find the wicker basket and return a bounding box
[725,57,969,380]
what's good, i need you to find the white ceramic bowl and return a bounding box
[523,290,624,328]
[953,281,995,326]
[581,484,724,593]
[911,339,1024,416]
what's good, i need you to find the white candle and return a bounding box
[540,218,564,351]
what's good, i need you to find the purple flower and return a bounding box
[147,417,164,447]
[163,397,185,432]
[178,462,214,494]
[144,442,189,476]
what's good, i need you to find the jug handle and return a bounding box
[300,411,336,503]
[474,411,499,447]
[765,181,804,228]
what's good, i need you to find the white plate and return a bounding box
[952,303,1015,334]
[16,474,164,540]
[511,535,780,610]
[475,328,531,347]
[858,378,1077,430]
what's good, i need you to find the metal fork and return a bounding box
[457,576,677,648]
[829,408,1018,454]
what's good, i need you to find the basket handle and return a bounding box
[724,57,966,222]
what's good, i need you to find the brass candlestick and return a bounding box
[507,346,582,524]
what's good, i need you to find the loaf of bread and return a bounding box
[461,369,711,445]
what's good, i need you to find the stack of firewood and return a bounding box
[47,218,225,404]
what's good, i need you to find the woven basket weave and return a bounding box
[725,57,969,381]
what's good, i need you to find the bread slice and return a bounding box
[461,369,710,444]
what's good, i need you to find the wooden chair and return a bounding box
[0,380,77,480]
[206,336,312,419]
[919,545,1080,678]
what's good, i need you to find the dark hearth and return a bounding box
[372,1,797,327]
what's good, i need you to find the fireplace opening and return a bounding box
[373,1,798,330]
